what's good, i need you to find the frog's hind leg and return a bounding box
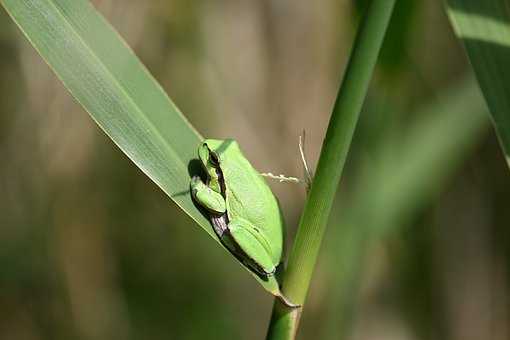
[190,176,226,214]
[225,218,276,276]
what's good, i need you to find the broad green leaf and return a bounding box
[1,0,283,298]
[446,0,510,168]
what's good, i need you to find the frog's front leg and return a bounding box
[190,176,226,214]
[226,218,277,276]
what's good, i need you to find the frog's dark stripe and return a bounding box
[215,166,227,199]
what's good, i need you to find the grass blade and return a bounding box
[1,0,282,296]
[2,0,207,232]
[446,0,510,168]
[266,0,396,338]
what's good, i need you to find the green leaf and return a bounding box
[446,0,510,168]
[0,0,282,297]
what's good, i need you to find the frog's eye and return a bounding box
[209,151,220,166]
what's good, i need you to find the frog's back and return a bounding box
[204,139,284,262]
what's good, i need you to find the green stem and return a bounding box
[266,1,396,338]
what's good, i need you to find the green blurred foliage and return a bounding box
[0,1,508,340]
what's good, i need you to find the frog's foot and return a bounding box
[226,219,277,277]
[190,176,226,214]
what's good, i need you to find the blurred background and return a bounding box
[0,0,509,339]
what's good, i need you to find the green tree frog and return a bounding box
[190,139,285,277]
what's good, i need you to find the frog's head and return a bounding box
[198,139,239,192]
[198,139,237,167]
[198,141,219,174]
[197,139,230,193]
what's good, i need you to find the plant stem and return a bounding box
[266,1,396,338]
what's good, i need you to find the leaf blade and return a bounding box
[1,0,283,296]
[2,0,210,233]
[446,0,510,167]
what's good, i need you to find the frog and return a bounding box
[190,139,285,277]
